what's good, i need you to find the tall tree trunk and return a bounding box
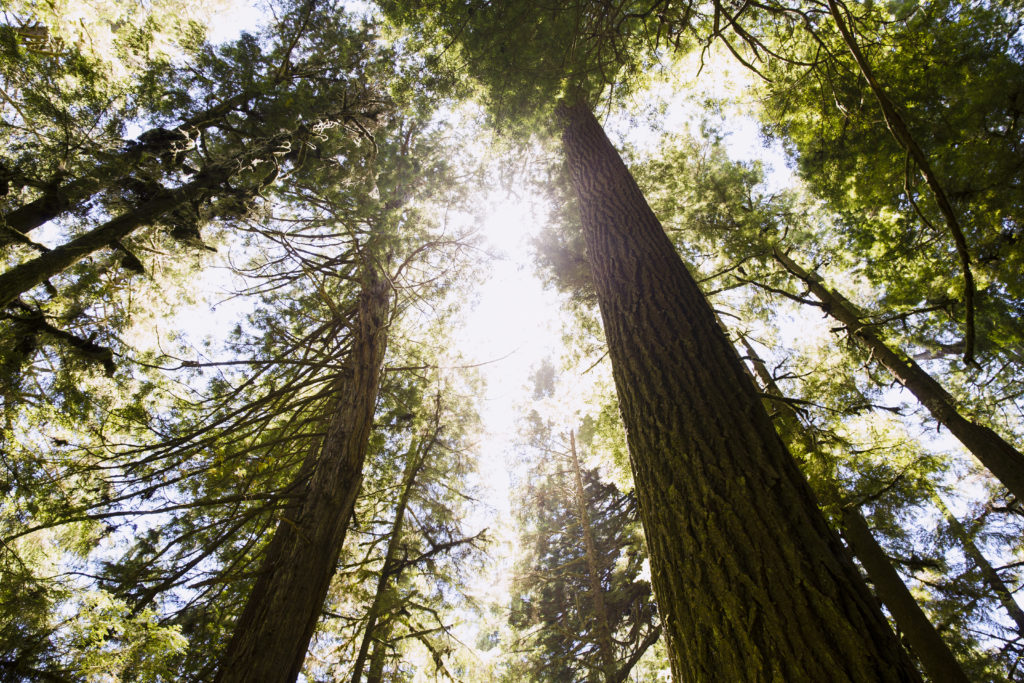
[365,621,391,683]
[823,0,977,364]
[0,92,252,246]
[839,507,970,683]
[933,495,1024,635]
[773,248,1024,502]
[740,337,971,683]
[215,266,391,683]
[557,99,919,682]
[350,439,428,683]
[568,430,617,680]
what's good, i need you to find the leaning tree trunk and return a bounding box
[839,507,970,683]
[349,439,428,683]
[215,266,391,683]
[568,430,617,680]
[557,99,919,682]
[740,333,971,682]
[773,248,1024,503]
[933,494,1024,636]
[0,131,293,309]
[0,92,252,246]
[0,170,226,309]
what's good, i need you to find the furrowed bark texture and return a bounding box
[215,270,391,683]
[557,100,919,682]
[774,249,1024,502]
[743,337,972,681]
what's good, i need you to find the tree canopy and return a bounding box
[1,0,1023,680]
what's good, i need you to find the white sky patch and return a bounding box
[450,191,563,520]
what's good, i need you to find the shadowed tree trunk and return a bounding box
[215,265,391,683]
[839,507,970,683]
[0,133,293,309]
[740,337,971,683]
[365,625,390,683]
[773,248,1024,503]
[0,92,253,247]
[557,98,919,682]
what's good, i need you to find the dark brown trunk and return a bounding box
[0,167,229,309]
[774,248,1024,502]
[933,495,1024,635]
[741,338,971,682]
[365,624,390,683]
[215,267,390,683]
[350,441,426,683]
[568,430,617,680]
[840,507,970,683]
[0,92,251,245]
[557,99,919,682]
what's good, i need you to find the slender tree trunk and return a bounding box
[933,495,1024,635]
[350,441,427,683]
[824,0,977,363]
[557,99,919,682]
[568,430,617,680]
[740,337,971,682]
[773,248,1024,502]
[365,622,391,683]
[840,507,971,683]
[215,267,391,683]
[0,92,251,245]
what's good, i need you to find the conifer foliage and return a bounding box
[1,0,1024,681]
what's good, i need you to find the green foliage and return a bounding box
[508,413,659,682]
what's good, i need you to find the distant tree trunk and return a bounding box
[350,440,428,683]
[568,430,617,680]
[215,266,391,683]
[741,337,971,683]
[773,248,1024,503]
[0,92,251,245]
[557,98,919,682]
[932,495,1024,635]
[823,0,977,364]
[365,624,390,683]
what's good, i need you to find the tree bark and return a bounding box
[557,99,919,682]
[215,266,391,683]
[741,337,972,682]
[840,507,970,683]
[568,430,617,680]
[773,248,1024,503]
[0,92,251,245]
